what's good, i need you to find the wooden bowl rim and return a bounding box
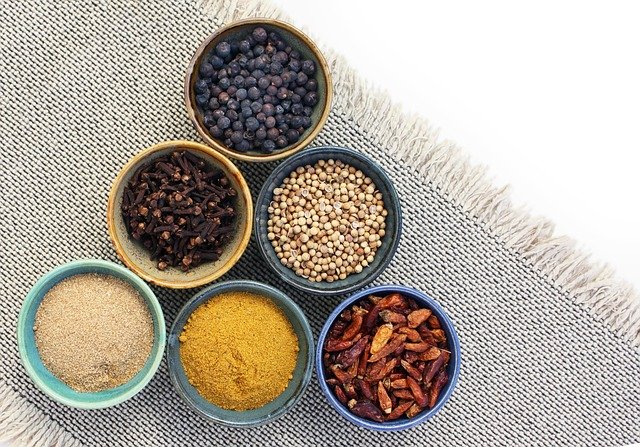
[184,18,333,163]
[106,140,253,289]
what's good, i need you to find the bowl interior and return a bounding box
[167,280,314,427]
[17,260,166,409]
[255,146,402,295]
[186,19,331,161]
[316,285,461,431]
[109,141,252,288]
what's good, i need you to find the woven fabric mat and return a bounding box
[1,1,639,446]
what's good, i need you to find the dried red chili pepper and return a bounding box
[407,308,432,328]
[368,334,406,363]
[427,369,449,408]
[386,400,414,421]
[377,381,393,414]
[406,376,428,407]
[349,400,384,423]
[336,335,369,368]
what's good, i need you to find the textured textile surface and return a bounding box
[1,1,639,446]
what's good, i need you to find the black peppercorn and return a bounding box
[247,86,261,100]
[217,116,231,129]
[276,135,288,148]
[245,76,257,88]
[239,39,251,53]
[262,139,276,153]
[252,27,268,43]
[196,94,209,107]
[218,92,230,104]
[210,55,224,69]
[265,116,276,128]
[195,79,209,93]
[258,76,270,90]
[218,77,231,90]
[215,41,231,58]
[296,72,308,86]
[303,92,318,107]
[199,62,214,78]
[245,117,260,131]
[301,60,315,75]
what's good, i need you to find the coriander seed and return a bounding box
[267,159,387,282]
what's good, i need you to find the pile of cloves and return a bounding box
[323,293,451,422]
[121,150,237,271]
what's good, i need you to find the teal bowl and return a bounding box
[167,280,314,427]
[17,259,166,409]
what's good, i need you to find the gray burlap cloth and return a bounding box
[1,0,639,446]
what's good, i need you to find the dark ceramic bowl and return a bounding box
[255,146,402,296]
[167,280,314,427]
[185,18,333,163]
[316,285,461,431]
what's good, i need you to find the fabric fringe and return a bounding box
[0,382,82,447]
[199,0,640,347]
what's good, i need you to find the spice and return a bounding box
[267,159,387,282]
[122,150,237,271]
[179,291,299,410]
[33,273,153,392]
[195,27,319,153]
[323,293,451,422]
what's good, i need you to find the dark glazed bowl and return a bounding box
[316,285,461,431]
[254,146,402,296]
[167,280,314,427]
[185,18,333,163]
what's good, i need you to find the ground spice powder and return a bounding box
[179,291,299,410]
[33,273,154,392]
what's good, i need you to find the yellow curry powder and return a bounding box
[179,291,299,410]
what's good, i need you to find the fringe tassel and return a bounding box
[0,382,82,447]
[198,0,640,347]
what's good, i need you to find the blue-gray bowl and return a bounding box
[17,259,166,409]
[255,146,402,295]
[316,285,461,431]
[167,280,314,427]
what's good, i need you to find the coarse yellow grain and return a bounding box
[179,291,299,410]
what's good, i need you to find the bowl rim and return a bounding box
[254,146,403,295]
[166,279,315,427]
[184,17,333,163]
[16,259,166,409]
[315,284,461,431]
[106,140,253,289]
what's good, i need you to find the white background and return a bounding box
[3,2,638,446]
[275,0,640,291]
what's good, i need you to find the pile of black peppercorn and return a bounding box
[194,27,320,154]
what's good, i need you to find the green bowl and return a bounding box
[167,280,314,427]
[17,259,166,409]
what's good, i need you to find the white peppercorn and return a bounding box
[267,159,387,282]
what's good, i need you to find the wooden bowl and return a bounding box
[107,140,253,289]
[185,18,333,163]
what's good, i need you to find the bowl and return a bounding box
[107,140,253,289]
[254,146,402,295]
[16,259,166,409]
[316,285,461,431]
[167,280,314,427]
[185,18,333,163]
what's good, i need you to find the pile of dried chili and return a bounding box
[323,293,451,422]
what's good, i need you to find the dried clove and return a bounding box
[122,151,237,271]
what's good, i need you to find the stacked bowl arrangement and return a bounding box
[17,18,460,431]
